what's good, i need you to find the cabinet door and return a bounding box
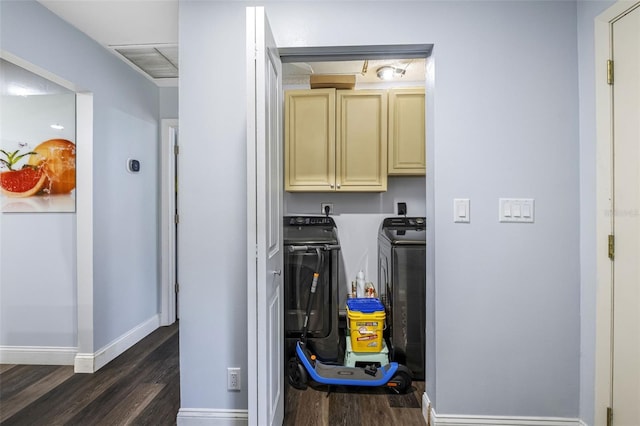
[388,88,426,175]
[336,90,387,191]
[284,89,335,191]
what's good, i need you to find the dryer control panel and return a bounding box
[382,217,425,229]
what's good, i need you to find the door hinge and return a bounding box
[608,234,615,260]
[175,283,179,293]
[174,145,179,155]
[607,60,614,85]
[175,214,180,224]
[607,406,613,426]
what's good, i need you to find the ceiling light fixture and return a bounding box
[376,66,406,81]
[50,123,64,130]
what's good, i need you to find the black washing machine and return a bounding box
[378,217,426,380]
[284,216,340,361]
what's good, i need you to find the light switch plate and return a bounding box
[454,199,470,223]
[499,198,534,223]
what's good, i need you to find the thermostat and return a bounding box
[127,159,140,173]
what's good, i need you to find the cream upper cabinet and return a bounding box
[285,89,335,191]
[388,88,426,175]
[336,90,387,191]
[285,89,388,192]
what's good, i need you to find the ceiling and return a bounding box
[37,1,425,87]
[38,0,179,86]
[284,58,425,85]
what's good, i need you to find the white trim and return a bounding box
[76,92,95,371]
[594,2,640,425]
[423,392,435,426]
[0,50,79,92]
[246,7,259,426]
[154,78,179,88]
[423,392,584,426]
[74,314,159,373]
[177,408,248,426]
[431,415,583,426]
[160,118,179,327]
[0,346,76,365]
[74,353,94,373]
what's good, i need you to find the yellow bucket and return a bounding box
[346,298,385,352]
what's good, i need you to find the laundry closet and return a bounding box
[281,58,428,382]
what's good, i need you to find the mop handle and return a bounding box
[300,247,323,344]
[302,272,320,329]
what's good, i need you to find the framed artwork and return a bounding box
[1,58,76,213]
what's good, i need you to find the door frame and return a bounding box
[594,1,640,424]
[247,8,285,425]
[245,11,434,419]
[160,118,178,326]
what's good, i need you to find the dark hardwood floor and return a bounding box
[0,322,179,425]
[284,378,426,426]
[1,322,426,425]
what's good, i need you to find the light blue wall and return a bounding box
[160,87,179,119]
[178,1,249,409]
[0,0,161,351]
[576,1,616,425]
[180,0,582,418]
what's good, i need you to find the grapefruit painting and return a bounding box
[0,138,76,213]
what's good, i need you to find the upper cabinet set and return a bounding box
[284,88,426,192]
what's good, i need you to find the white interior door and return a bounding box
[246,7,284,426]
[160,119,178,326]
[612,4,640,426]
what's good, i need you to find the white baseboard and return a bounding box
[177,408,249,425]
[74,353,95,373]
[0,345,76,365]
[424,391,435,425]
[422,392,584,426]
[74,314,160,373]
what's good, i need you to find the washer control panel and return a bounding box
[285,216,336,227]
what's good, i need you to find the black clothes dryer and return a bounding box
[378,217,426,380]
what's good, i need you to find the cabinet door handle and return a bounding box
[330,184,334,189]
[337,184,341,189]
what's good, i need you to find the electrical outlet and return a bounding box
[227,367,241,391]
[321,203,333,215]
